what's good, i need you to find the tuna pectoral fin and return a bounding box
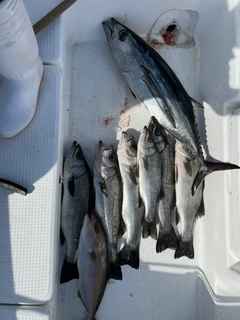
[156,228,178,253]
[174,238,194,259]
[192,161,240,195]
[119,244,139,269]
[141,65,176,129]
[142,220,157,240]
[110,263,123,281]
[60,259,79,284]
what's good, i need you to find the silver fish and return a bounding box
[137,126,161,240]
[174,141,205,259]
[76,213,110,320]
[93,141,122,280]
[103,18,239,194]
[117,131,143,269]
[60,141,92,284]
[148,116,178,253]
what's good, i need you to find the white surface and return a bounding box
[0,65,62,304]
[1,0,240,319]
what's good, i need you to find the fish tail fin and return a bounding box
[174,238,194,259]
[60,259,79,284]
[192,160,240,195]
[156,228,178,253]
[119,244,139,269]
[142,220,157,240]
[110,263,123,281]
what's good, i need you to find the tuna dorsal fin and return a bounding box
[183,159,192,176]
[192,160,240,195]
[141,65,176,129]
[68,176,75,196]
[99,179,108,197]
[190,97,204,109]
[126,167,137,185]
[143,155,148,171]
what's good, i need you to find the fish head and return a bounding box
[138,126,156,156]
[121,131,137,158]
[103,18,144,72]
[148,116,167,152]
[94,141,118,178]
[65,141,85,170]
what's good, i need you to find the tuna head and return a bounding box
[64,141,86,175]
[102,18,144,72]
[81,214,106,252]
[138,126,157,157]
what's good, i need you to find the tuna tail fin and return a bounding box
[174,238,194,259]
[119,244,139,269]
[192,160,240,195]
[60,259,79,284]
[142,220,157,240]
[156,228,178,253]
[110,263,123,281]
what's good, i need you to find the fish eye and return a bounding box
[109,153,115,161]
[119,30,128,42]
[154,129,161,136]
[147,135,153,142]
[94,224,100,233]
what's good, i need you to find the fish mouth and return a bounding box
[68,141,78,157]
[122,131,133,143]
[102,19,113,38]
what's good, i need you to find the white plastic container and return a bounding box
[0,0,239,319]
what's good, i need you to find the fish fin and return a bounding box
[192,160,240,195]
[99,179,108,197]
[60,259,79,284]
[174,238,194,259]
[157,188,164,201]
[143,155,148,171]
[68,176,75,197]
[183,159,192,176]
[156,228,178,253]
[110,263,122,280]
[190,97,204,109]
[141,65,176,129]
[119,244,139,269]
[175,207,181,225]
[142,220,157,240]
[196,191,205,219]
[129,87,137,99]
[126,167,137,185]
[60,227,65,245]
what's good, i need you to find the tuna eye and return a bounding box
[109,154,115,161]
[94,224,100,233]
[119,30,128,41]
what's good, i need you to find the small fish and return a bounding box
[93,141,123,280]
[148,117,178,253]
[76,213,110,320]
[137,126,161,240]
[60,141,92,284]
[117,131,143,269]
[174,141,205,259]
[103,18,239,193]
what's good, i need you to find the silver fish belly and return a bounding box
[60,141,92,284]
[148,117,178,253]
[174,141,205,259]
[76,214,110,320]
[117,131,143,269]
[93,141,123,280]
[137,125,162,240]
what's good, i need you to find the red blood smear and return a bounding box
[162,33,176,46]
[104,117,115,126]
[120,110,126,117]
